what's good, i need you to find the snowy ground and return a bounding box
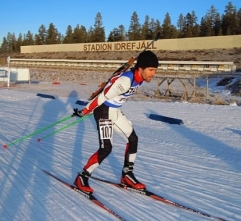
[0,77,241,221]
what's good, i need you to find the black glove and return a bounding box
[72,108,84,117]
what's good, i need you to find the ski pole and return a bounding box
[37,114,92,142]
[3,115,72,148]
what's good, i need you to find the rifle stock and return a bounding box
[88,32,160,101]
[113,56,135,75]
[89,82,108,101]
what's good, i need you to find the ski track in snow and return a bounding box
[0,83,241,221]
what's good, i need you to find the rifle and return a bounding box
[88,32,160,101]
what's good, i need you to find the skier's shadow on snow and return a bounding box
[70,90,88,178]
[1,94,67,221]
[32,94,67,220]
[61,89,90,180]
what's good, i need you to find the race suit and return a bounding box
[83,69,144,173]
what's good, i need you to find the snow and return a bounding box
[0,78,241,221]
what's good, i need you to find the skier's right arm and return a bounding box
[73,75,131,117]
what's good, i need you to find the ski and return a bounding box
[43,170,126,221]
[91,176,229,221]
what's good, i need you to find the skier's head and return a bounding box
[135,50,159,69]
[134,50,158,82]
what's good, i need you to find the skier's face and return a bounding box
[139,67,157,82]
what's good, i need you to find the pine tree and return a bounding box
[46,23,60,44]
[90,12,105,42]
[128,11,142,40]
[35,24,47,45]
[222,2,238,35]
[177,13,185,38]
[183,11,198,37]
[72,25,87,43]
[141,15,153,40]
[16,34,23,52]
[162,13,172,39]
[154,20,162,39]
[107,25,126,42]
[63,25,73,43]
[237,8,241,34]
[23,31,34,46]
[0,37,8,53]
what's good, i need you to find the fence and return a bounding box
[8,58,236,75]
[3,57,238,100]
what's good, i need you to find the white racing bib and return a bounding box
[99,119,113,140]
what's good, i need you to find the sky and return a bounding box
[0,74,241,220]
[0,0,241,44]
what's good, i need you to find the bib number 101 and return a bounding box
[99,119,113,140]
